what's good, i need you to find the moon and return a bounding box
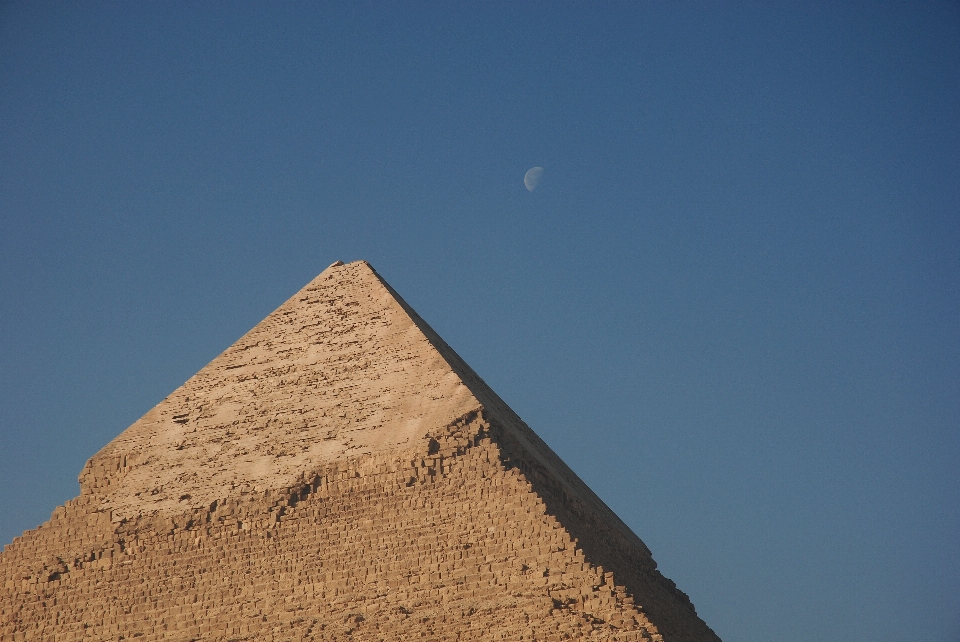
[524,167,544,192]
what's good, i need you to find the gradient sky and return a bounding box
[2,3,958,641]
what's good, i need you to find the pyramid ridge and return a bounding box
[367,265,650,551]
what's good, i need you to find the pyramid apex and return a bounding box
[322,259,378,275]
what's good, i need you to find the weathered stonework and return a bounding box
[1,260,720,641]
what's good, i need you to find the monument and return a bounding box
[1,260,720,641]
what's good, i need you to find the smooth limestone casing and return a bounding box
[1,261,720,642]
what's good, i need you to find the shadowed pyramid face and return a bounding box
[3,260,721,642]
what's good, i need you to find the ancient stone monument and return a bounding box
[1,260,720,641]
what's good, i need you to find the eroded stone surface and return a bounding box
[81,261,479,522]
[1,261,720,642]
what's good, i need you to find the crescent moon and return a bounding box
[524,167,544,192]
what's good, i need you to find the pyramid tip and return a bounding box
[326,259,374,272]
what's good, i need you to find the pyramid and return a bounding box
[1,260,720,642]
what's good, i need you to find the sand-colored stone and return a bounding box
[1,260,720,641]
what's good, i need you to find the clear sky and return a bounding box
[1,3,958,640]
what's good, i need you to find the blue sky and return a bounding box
[1,3,958,640]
